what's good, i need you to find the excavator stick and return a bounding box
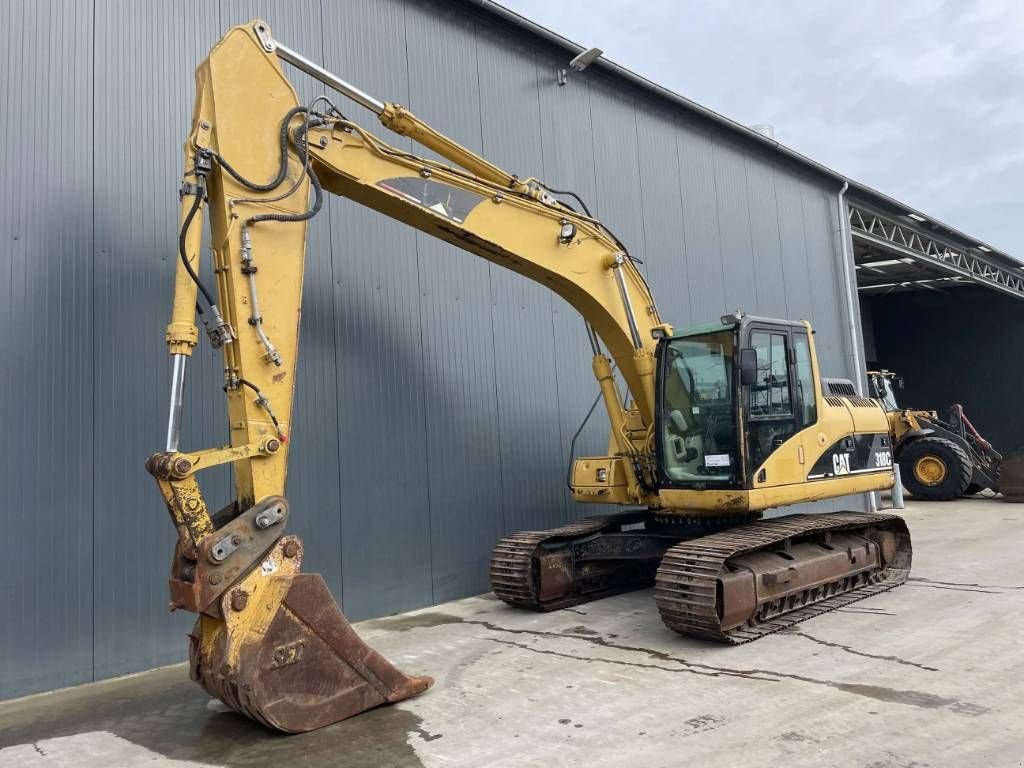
[150,20,438,732]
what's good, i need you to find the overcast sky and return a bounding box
[500,0,1024,258]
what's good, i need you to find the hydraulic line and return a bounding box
[236,377,285,439]
[239,227,281,365]
[178,179,216,309]
[245,160,323,225]
[566,389,604,490]
[230,155,303,210]
[232,112,327,366]
[565,356,623,490]
[213,105,307,192]
[229,99,339,211]
[540,186,642,265]
[546,187,593,217]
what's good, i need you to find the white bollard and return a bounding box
[892,463,906,510]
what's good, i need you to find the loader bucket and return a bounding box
[189,539,432,732]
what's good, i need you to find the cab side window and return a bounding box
[749,332,791,417]
[748,330,796,469]
[793,332,817,427]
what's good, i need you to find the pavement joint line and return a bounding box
[780,629,940,672]
[908,576,1024,591]
[905,582,1001,594]
[833,607,896,616]
[452,619,988,716]
[479,636,781,682]
[479,634,989,716]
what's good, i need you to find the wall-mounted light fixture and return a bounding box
[558,47,603,86]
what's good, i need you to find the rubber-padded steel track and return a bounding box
[655,512,912,644]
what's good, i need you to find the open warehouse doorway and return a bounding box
[850,196,1024,484]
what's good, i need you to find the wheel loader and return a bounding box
[867,370,1001,500]
[147,20,911,733]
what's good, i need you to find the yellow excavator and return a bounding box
[148,21,911,733]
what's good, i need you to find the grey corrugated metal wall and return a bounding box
[0,0,865,699]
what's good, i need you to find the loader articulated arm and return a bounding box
[146,20,668,733]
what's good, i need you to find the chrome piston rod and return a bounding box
[611,254,643,349]
[253,22,386,115]
[166,354,188,451]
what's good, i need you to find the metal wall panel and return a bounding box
[318,0,434,621]
[774,173,819,326]
[587,78,647,278]
[743,154,789,318]
[91,0,224,682]
[635,107,692,327]
[676,123,728,323]
[476,23,567,534]
[713,138,759,314]
[404,0,503,603]
[801,188,848,374]
[1,0,868,696]
[1,0,95,699]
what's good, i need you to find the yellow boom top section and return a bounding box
[163,20,670,513]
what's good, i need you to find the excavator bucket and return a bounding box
[187,537,432,733]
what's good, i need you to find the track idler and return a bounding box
[187,533,431,733]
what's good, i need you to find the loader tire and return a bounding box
[899,437,972,501]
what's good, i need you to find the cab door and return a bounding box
[790,328,822,480]
[744,325,802,486]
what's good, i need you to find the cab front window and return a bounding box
[659,332,739,486]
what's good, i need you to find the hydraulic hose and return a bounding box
[246,167,323,226]
[237,378,285,438]
[566,388,604,490]
[213,105,307,192]
[245,118,325,226]
[178,181,216,309]
[546,187,593,218]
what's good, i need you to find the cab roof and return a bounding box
[668,314,810,340]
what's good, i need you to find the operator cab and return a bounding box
[655,313,820,492]
[867,370,902,412]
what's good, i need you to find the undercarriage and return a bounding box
[490,510,911,641]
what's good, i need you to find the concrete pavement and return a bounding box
[1,498,1022,767]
